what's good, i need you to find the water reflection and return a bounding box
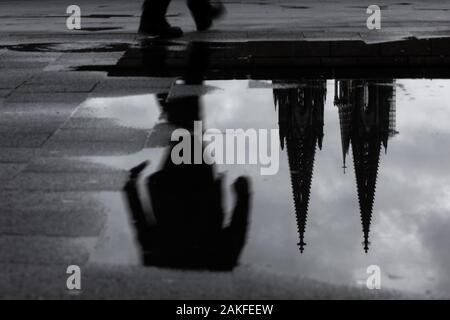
[335,80,398,253]
[82,41,450,295]
[273,80,326,253]
[272,79,397,254]
[123,43,252,270]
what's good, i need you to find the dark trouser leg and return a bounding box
[140,0,171,29]
[187,0,225,31]
[139,0,183,38]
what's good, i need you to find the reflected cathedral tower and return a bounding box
[335,79,398,253]
[273,80,326,253]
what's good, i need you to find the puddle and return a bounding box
[81,78,450,297]
[77,94,161,129]
[3,42,131,53]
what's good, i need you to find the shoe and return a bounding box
[139,20,183,38]
[189,2,226,31]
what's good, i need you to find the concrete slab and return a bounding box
[5,92,88,103]
[0,132,50,148]
[2,171,128,191]
[0,102,80,116]
[42,140,146,157]
[0,191,107,237]
[0,235,92,265]
[0,163,27,181]
[0,148,41,163]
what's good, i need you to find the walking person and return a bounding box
[139,0,225,38]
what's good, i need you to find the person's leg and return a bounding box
[187,0,226,31]
[139,0,183,38]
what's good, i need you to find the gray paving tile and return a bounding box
[0,191,108,237]
[5,92,88,103]
[15,82,97,93]
[51,128,149,143]
[42,140,146,157]
[0,235,92,265]
[89,78,172,96]
[0,148,41,163]
[24,157,126,173]
[0,132,50,148]
[0,102,80,116]
[63,117,125,129]
[0,117,66,134]
[0,89,11,98]
[0,69,36,89]
[0,163,27,181]
[2,171,128,191]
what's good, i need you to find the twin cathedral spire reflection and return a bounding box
[273,79,398,254]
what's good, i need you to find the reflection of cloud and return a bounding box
[79,94,160,129]
[204,79,450,296]
[419,213,450,296]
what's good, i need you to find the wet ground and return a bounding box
[70,78,450,298]
[2,0,450,300]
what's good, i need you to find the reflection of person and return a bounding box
[124,93,252,270]
[139,0,226,38]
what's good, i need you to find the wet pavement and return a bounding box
[61,78,450,298]
[2,0,450,300]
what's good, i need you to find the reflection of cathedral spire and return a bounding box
[274,80,326,253]
[335,80,397,253]
[334,80,354,172]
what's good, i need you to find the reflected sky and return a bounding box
[86,79,450,298]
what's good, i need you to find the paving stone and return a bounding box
[0,163,27,181]
[42,140,146,157]
[63,117,126,129]
[0,191,107,237]
[50,128,149,143]
[0,116,66,134]
[0,102,80,117]
[15,82,97,93]
[0,148,41,163]
[5,92,88,103]
[0,190,99,212]
[0,89,11,98]
[24,157,126,173]
[0,61,51,69]
[0,132,50,148]
[0,69,36,89]
[28,71,105,85]
[0,235,92,265]
[2,171,128,191]
[90,78,174,97]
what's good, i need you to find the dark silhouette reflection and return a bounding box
[273,80,326,253]
[335,80,398,253]
[124,43,252,270]
[273,79,397,254]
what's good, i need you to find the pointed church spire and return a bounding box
[334,80,354,173]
